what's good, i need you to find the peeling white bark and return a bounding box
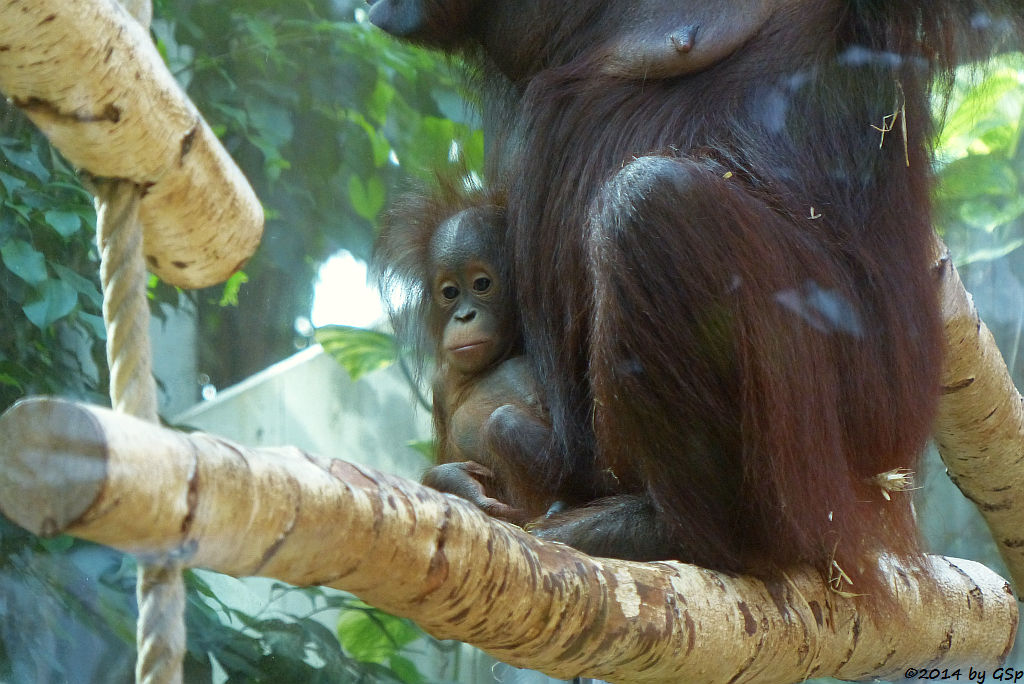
[0,396,1016,684]
[0,0,263,288]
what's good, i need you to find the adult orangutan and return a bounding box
[366,0,1024,600]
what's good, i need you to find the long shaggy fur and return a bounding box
[370,0,1024,607]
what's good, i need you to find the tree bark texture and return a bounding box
[935,253,1024,592]
[0,396,1016,684]
[0,0,263,288]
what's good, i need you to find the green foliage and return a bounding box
[219,271,250,308]
[0,514,435,683]
[337,601,428,684]
[315,324,398,380]
[934,54,1024,265]
[404,438,437,461]
[0,518,136,681]
[152,0,484,388]
[186,574,425,683]
[0,107,108,410]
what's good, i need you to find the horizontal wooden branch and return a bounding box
[935,253,1024,591]
[0,396,1015,684]
[0,0,263,288]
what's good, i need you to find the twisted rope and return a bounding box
[96,184,158,421]
[95,180,185,684]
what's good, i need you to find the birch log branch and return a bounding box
[0,0,263,288]
[0,396,1016,684]
[935,253,1024,592]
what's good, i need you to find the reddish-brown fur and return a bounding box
[368,0,1024,603]
[375,180,584,521]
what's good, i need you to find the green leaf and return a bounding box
[405,439,435,461]
[261,619,308,654]
[77,313,108,340]
[347,175,386,222]
[337,607,421,663]
[1,145,47,180]
[240,16,278,53]
[388,655,426,684]
[935,154,1018,202]
[243,99,295,181]
[957,195,1024,232]
[0,171,27,196]
[23,279,78,329]
[43,209,83,238]
[52,263,102,308]
[366,79,397,125]
[1,239,48,285]
[247,100,294,149]
[210,102,249,131]
[956,239,1024,266]
[219,271,249,307]
[316,325,397,381]
[938,68,1024,158]
[37,534,74,553]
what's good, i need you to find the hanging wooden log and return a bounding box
[0,0,263,288]
[0,395,1016,684]
[934,252,1024,591]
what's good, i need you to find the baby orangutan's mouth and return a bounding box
[450,341,487,352]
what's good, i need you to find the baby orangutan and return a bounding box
[374,187,561,525]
